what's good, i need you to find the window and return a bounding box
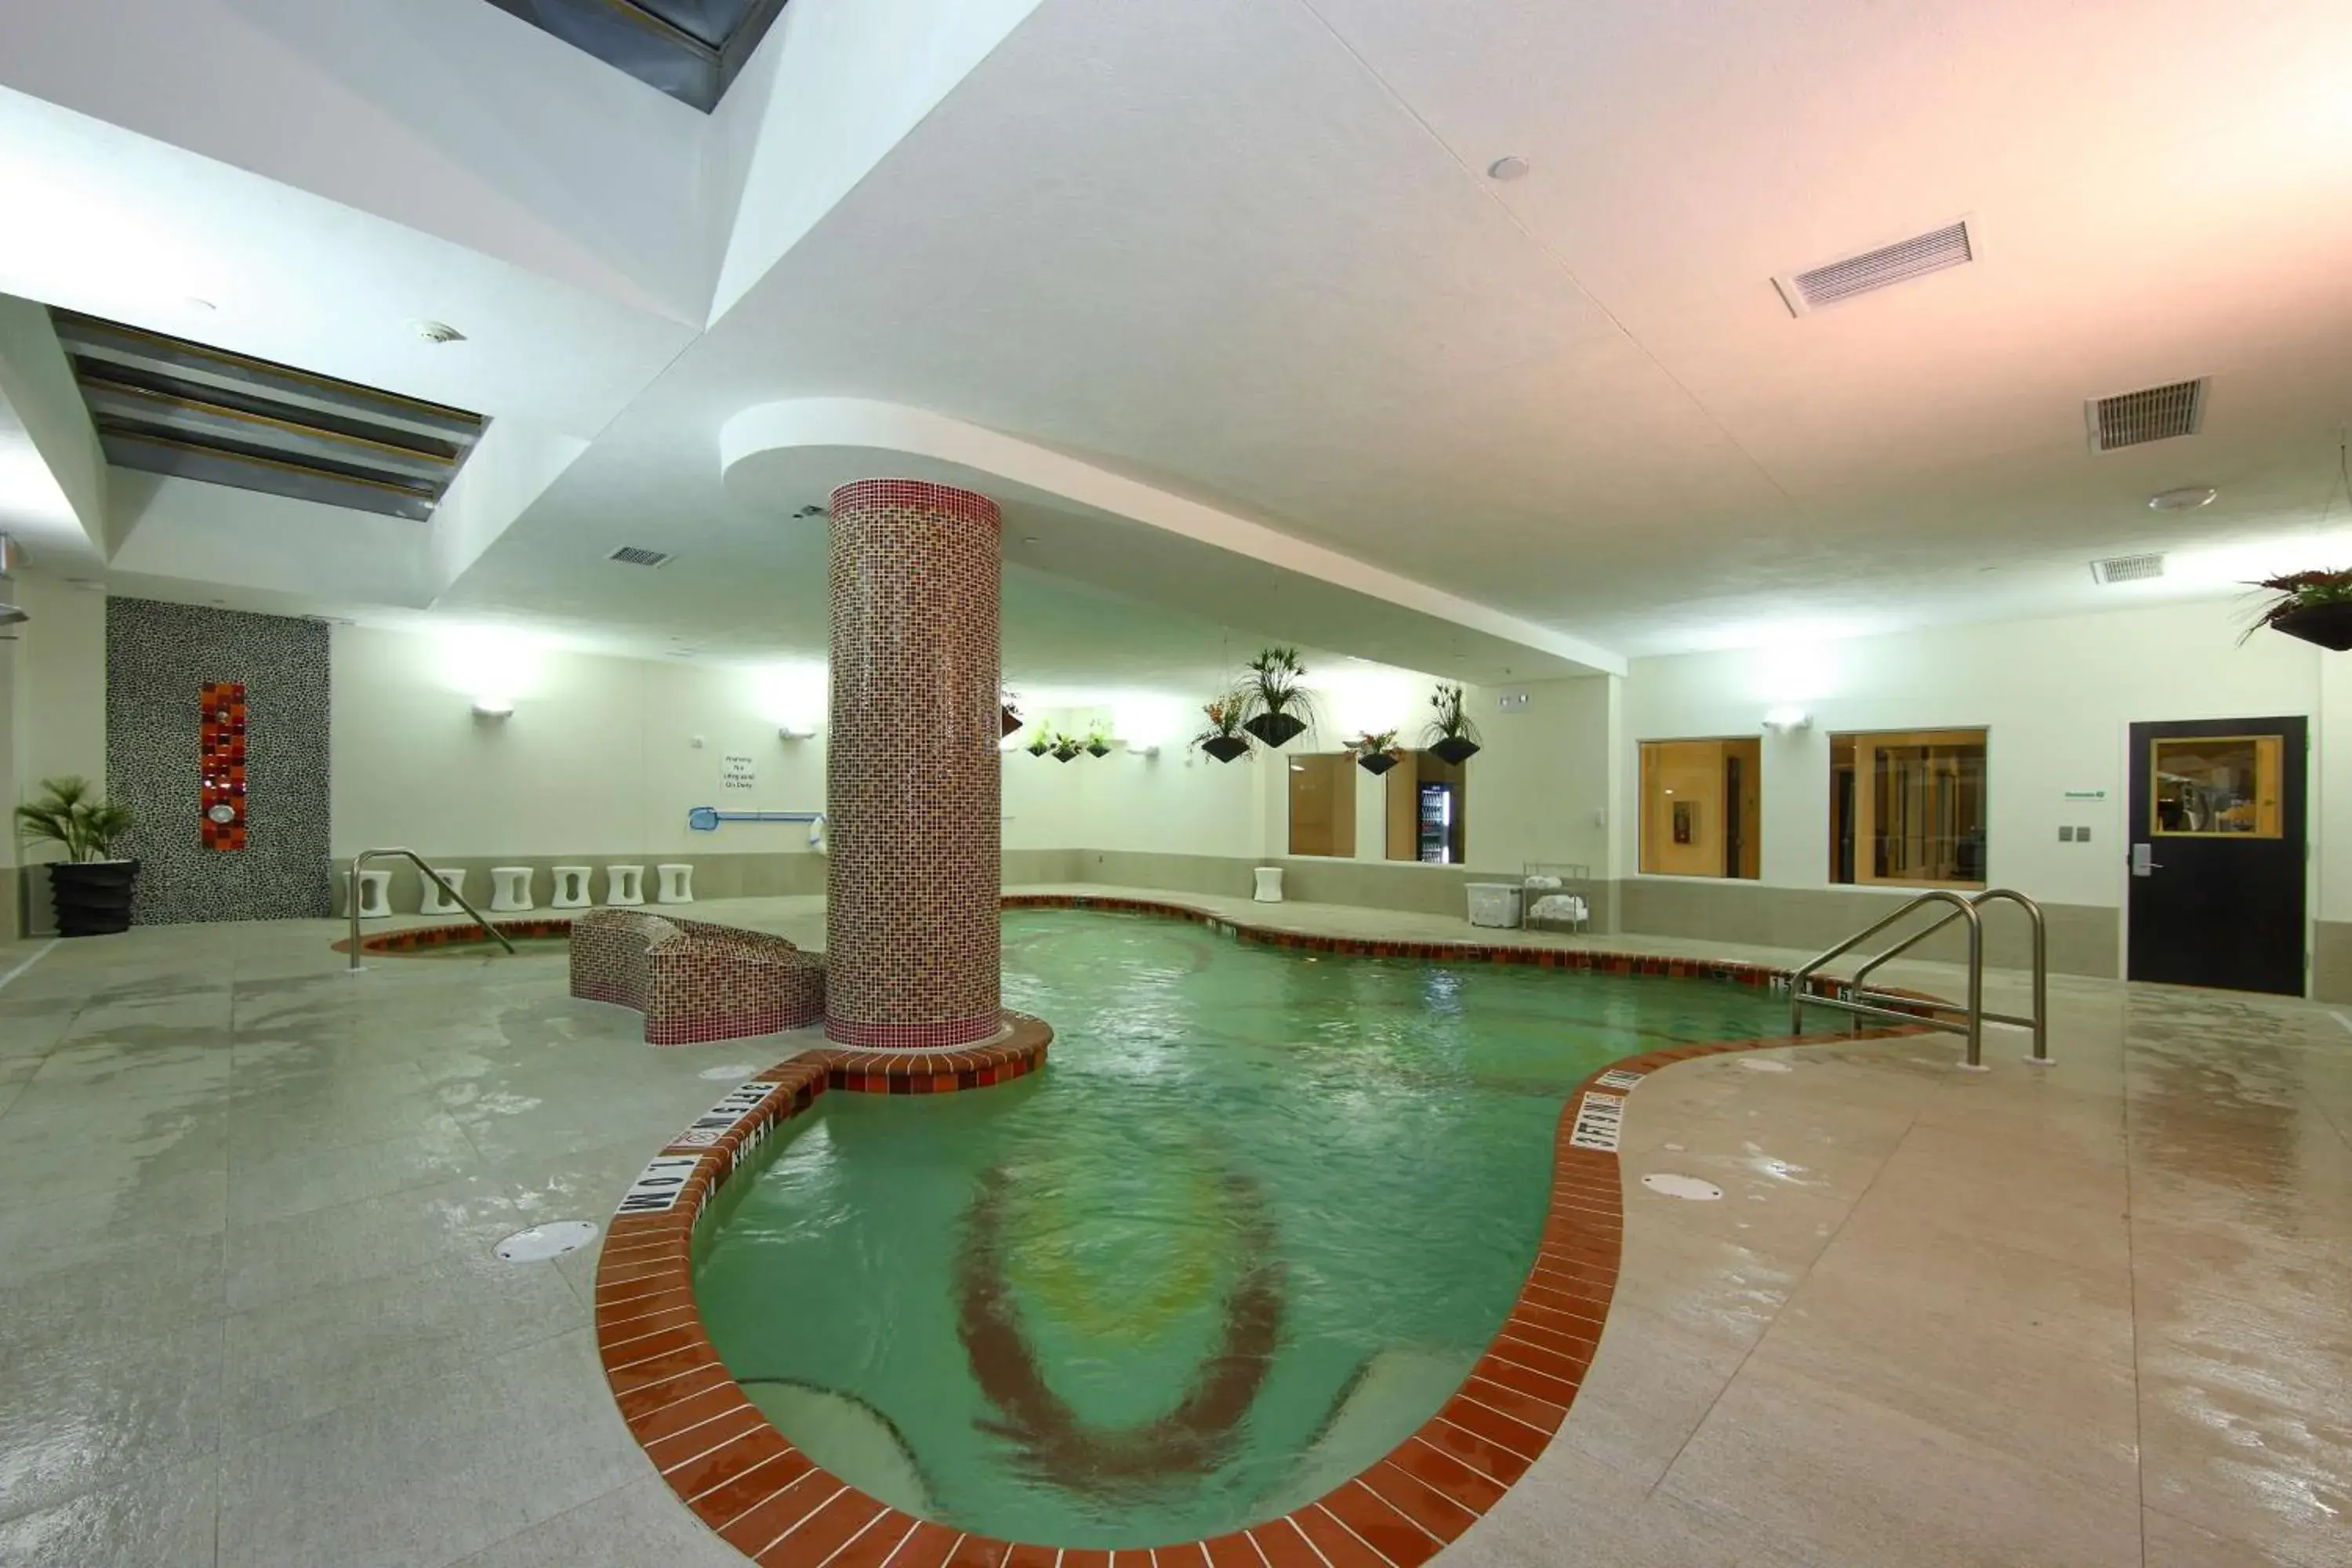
[1639,739,1760,878]
[2151,735,2281,837]
[1831,729,1987,887]
[1384,751,1468,864]
[1287,753,1357,857]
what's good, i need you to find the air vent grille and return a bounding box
[2088,379,2206,452]
[1776,220,1974,314]
[608,546,671,568]
[2091,553,2166,586]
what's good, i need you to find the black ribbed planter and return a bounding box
[1201,735,1251,764]
[2270,603,2352,651]
[1428,736,1481,766]
[49,859,139,937]
[1356,751,1400,776]
[1242,711,1307,749]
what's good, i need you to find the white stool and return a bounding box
[655,863,695,904]
[488,866,535,913]
[418,868,467,916]
[550,866,592,909]
[604,865,645,906]
[346,869,394,919]
[1253,866,1284,903]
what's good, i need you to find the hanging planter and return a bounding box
[1423,683,1483,768]
[1348,729,1403,775]
[1190,691,1254,764]
[2249,572,2352,649]
[1051,732,1081,762]
[1239,645,1319,750]
[1000,702,1024,739]
[1023,726,1051,757]
[1084,725,1112,759]
[1241,711,1307,748]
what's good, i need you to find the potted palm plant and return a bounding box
[1424,684,1482,765]
[1239,646,1319,749]
[2248,570,2352,649]
[1192,691,1253,763]
[1348,729,1404,775]
[16,775,139,936]
[1083,721,1112,758]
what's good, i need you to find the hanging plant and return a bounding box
[1423,683,1482,765]
[1023,726,1051,757]
[2247,570,2352,650]
[1348,729,1404,776]
[1190,691,1254,764]
[1238,645,1319,748]
[1051,732,1082,763]
[1000,689,1025,739]
[1083,721,1112,758]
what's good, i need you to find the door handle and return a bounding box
[2131,842,2163,877]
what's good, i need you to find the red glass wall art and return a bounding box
[200,681,247,851]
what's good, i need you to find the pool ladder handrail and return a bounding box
[346,848,516,971]
[1788,887,2051,1069]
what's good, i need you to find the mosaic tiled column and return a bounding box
[825,479,1002,1047]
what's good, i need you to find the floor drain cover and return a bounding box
[495,1220,600,1261]
[1740,1058,1794,1073]
[1640,1173,1724,1201]
[699,1064,757,1081]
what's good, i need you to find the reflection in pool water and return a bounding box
[692,910,1805,1546]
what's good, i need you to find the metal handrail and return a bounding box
[1846,887,2049,1063]
[346,848,516,971]
[1789,889,1984,1067]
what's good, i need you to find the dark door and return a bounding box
[2127,716,2307,995]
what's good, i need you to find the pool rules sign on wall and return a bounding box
[200,681,247,851]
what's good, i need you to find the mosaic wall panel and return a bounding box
[106,598,332,924]
[825,479,1003,1047]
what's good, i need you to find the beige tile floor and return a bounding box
[0,887,2344,1567]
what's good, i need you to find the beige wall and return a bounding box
[11,575,107,936]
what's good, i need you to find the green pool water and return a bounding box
[693,909,1804,1546]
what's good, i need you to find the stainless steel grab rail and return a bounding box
[346,848,516,971]
[1789,889,1984,1067]
[1846,887,2050,1064]
[1788,886,2053,1069]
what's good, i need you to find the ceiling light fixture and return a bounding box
[2148,485,2218,511]
[1486,156,1530,181]
[409,319,466,345]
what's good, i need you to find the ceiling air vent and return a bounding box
[1774,220,1976,315]
[608,546,671,568]
[2087,379,2207,452]
[2090,552,2165,586]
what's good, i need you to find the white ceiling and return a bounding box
[4,0,2352,684]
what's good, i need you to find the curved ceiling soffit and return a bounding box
[717,398,1625,677]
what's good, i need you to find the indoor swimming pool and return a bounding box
[689,909,1812,1547]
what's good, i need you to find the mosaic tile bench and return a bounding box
[570,909,828,1046]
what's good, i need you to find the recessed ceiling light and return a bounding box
[1486,156,1530,181]
[2149,485,2218,511]
[408,319,466,345]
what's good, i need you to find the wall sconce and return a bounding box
[1762,707,1812,733]
[778,724,816,741]
[472,697,515,719]
[1121,739,1160,758]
